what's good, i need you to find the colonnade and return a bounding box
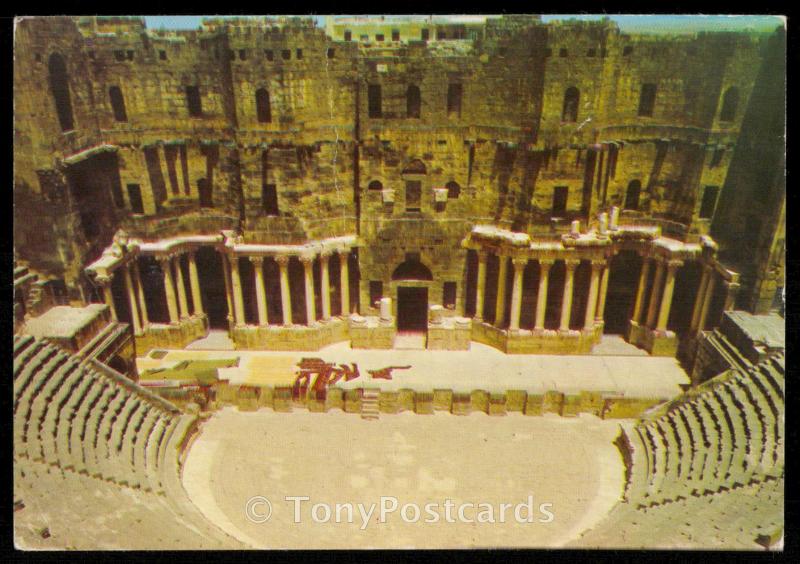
[225,250,351,327]
[473,252,611,332]
[96,247,353,332]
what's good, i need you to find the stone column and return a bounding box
[560,259,579,331]
[697,271,717,332]
[494,254,509,327]
[631,256,651,324]
[276,255,292,325]
[229,255,246,326]
[159,256,179,324]
[534,260,553,331]
[338,250,350,315]
[320,252,332,320]
[379,297,392,321]
[509,258,526,331]
[98,276,118,322]
[474,250,488,321]
[595,261,611,323]
[221,253,235,325]
[250,256,268,326]
[656,260,683,332]
[133,259,149,327]
[123,265,142,334]
[301,256,316,325]
[188,251,204,316]
[723,281,741,311]
[173,254,189,319]
[645,259,665,329]
[689,264,711,333]
[584,260,603,330]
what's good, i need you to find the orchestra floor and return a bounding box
[182,408,624,548]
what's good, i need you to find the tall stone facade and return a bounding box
[13,15,785,355]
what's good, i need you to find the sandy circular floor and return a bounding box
[182,408,624,549]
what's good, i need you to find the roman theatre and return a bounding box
[13,15,785,550]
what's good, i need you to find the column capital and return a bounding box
[477,249,489,262]
[590,259,606,269]
[319,250,332,261]
[299,254,315,266]
[156,255,171,265]
[512,257,528,269]
[95,274,112,287]
[275,255,290,267]
[564,258,580,270]
[538,258,555,268]
[723,280,741,291]
[249,255,264,266]
[666,259,684,271]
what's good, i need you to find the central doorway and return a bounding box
[397,287,428,332]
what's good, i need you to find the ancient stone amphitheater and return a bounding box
[14,333,783,549]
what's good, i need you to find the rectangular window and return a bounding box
[552,186,568,216]
[239,49,247,60]
[296,49,303,59]
[369,281,383,307]
[127,184,144,214]
[262,184,279,215]
[344,30,352,41]
[114,50,125,61]
[443,282,457,309]
[126,50,134,61]
[164,145,180,195]
[392,29,400,41]
[326,48,335,59]
[447,83,462,117]
[699,186,720,219]
[144,146,167,209]
[375,34,384,42]
[368,84,382,118]
[559,48,568,57]
[198,178,213,208]
[421,28,430,41]
[638,83,657,117]
[405,180,421,212]
[436,30,446,40]
[159,50,167,60]
[185,86,202,117]
[709,148,725,168]
[265,49,274,60]
[282,49,290,60]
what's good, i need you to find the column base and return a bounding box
[232,318,349,350]
[134,316,209,355]
[627,321,678,356]
[471,321,600,354]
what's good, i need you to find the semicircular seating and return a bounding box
[574,353,784,549]
[13,336,243,549]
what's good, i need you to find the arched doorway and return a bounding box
[392,256,432,333]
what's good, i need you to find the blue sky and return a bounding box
[143,15,783,33]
